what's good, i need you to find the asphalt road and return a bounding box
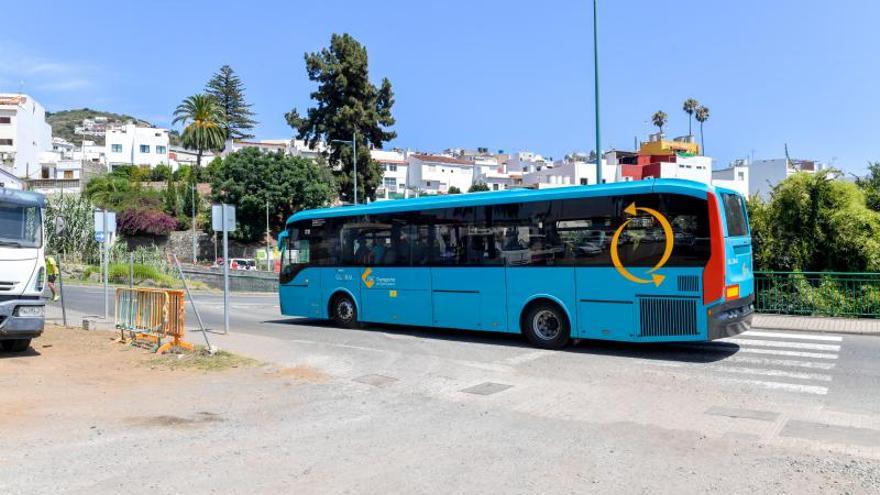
[35,284,880,492]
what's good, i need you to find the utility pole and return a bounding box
[265,200,271,272]
[593,0,603,185]
[102,209,109,319]
[191,183,197,263]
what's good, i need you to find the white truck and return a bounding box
[0,187,46,352]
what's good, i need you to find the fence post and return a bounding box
[129,252,134,288]
[57,252,67,327]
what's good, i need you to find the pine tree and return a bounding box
[285,33,396,203]
[206,65,257,140]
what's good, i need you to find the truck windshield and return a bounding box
[0,203,42,248]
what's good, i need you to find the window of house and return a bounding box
[492,184,499,191]
[64,170,73,179]
[111,144,122,153]
[0,117,11,124]
[580,178,588,185]
[387,164,397,172]
[0,138,12,146]
[139,144,150,153]
[384,177,397,191]
[156,145,167,154]
[426,181,432,187]
[737,172,745,180]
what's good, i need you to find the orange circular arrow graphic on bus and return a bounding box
[610,202,674,287]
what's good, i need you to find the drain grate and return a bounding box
[460,382,513,396]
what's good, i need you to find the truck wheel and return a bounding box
[331,294,359,329]
[1,339,31,353]
[523,302,570,349]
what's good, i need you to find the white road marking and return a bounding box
[710,365,832,382]
[719,377,828,395]
[733,339,841,352]
[502,350,553,365]
[741,330,843,342]
[720,355,837,371]
[737,348,839,360]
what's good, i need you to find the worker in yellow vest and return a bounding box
[46,255,59,302]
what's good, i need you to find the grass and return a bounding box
[144,347,262,372]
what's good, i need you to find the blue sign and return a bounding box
[95,231,105,243]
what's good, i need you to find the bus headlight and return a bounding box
[34,267,45,292]
[15,305,44,317]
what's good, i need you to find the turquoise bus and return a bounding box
[278,179,754,349]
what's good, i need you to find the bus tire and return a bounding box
[330,294,359,329]
[522,302,570,349]
[1,339,31,353]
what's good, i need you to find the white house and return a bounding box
[105,123,170,168]
[168,146,219,169]
[73,140,107,165]
[742,158,826,200]
[52,137,75,159]
[522,156,617,189]
[0,94,53,179]
[406,153,475,194]
[711,160,750,196]
[371,149,408,200]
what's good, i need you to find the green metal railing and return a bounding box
[755,271,880,318]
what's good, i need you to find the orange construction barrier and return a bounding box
[115,287,192,353]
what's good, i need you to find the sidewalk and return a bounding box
[753,314,880,335]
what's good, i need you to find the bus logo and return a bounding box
[610,202,673,287]
[361,267,375,288]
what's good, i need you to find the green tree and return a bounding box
[211,148,336,241]
[151,164,172,182]
[205,65,257,140]
[682,98,699,136]
[172,94,225,170]
[695,106,710,154]
[447,186,462,194]
[469,183,490,193]
[855,162,880,212]
[749,170,880,272]
[651,110,667,134]
[285,33,396,203]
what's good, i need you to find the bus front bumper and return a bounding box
[707,295,754,340]
[0,299,45,340]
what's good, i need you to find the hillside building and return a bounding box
[0,94,53,179]
[105,123,170,168]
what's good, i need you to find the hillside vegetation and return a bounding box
[46,108,154,145]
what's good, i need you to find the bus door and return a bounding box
[430,208,507,332]
[279,224,323,318]
[352,221,431,327]
[718,191,753,301]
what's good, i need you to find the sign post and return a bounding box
[53,217,67,327]
[212,203,235,334]
[94,209,116,319]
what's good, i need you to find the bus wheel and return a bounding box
[1,339,31,353]
[331,294,359,329]
[523,303,570,349]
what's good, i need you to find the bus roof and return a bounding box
[286,178,717,225]
[0,187,46,208]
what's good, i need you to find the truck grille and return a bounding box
[639,297,698,337]
[0,281,15,292]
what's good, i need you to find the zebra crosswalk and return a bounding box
[686,329,843,395]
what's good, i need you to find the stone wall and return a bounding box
[121,230,271,263]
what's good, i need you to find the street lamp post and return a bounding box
[331,131,358,204]
[593,0,603,185]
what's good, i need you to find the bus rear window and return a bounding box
[721,193,748,237]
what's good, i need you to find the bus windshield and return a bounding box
[0,203,42,248]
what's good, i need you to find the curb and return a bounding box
[753,314,880,336]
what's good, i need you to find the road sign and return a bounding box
[95,231,105,243]
[93,210,116,234]
[212,204,236,232]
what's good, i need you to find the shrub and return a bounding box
[118,208,178,236]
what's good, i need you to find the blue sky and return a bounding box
[3,0,878,174]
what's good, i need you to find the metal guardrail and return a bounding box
[755,271,880,318]
[180,269,278,293]
[115,287,193,353]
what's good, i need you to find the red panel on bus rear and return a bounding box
[703,192,725,304]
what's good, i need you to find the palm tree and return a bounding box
[172,94,225,170]
[695,106,710,154]
[682,98,699,137]
[651,110,668,135]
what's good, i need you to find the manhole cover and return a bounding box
[352,374,398,387]
[460,382,513,396]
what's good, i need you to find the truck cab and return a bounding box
[0,188,46,352]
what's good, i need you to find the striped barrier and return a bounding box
[115,287,192,353]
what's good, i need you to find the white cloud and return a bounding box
[0,42,98,94]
